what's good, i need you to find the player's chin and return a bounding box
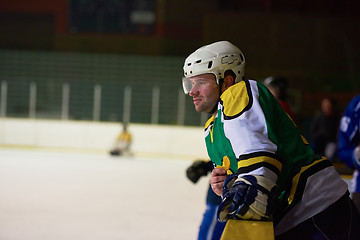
[194,105,203,112]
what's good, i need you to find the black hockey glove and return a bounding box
[186,160,212,184]
[218,174,277,221]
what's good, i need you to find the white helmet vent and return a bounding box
[221,54,238,64]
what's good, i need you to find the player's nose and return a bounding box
[189,85,199,96]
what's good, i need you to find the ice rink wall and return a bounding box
[0,118,208,160]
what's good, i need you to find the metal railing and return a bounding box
[0,49,209,126]
[0,80,208,126]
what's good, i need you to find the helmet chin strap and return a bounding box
[208,79,224,115]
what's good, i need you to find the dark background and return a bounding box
[0,0,359,131]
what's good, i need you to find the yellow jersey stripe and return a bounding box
[288,156,328,204]
[238,155,283,172]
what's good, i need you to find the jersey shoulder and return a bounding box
[220,80,253,119]
[346,95,360,115]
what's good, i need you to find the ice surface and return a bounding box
[0,148,210,240]
[0,148,353,240]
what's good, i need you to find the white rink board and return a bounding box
[0,148,210,240]
[0,118,208,159]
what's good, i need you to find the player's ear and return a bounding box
[222,75,235,91]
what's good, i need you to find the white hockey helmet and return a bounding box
[182,41,246,94]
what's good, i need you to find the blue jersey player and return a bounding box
[186,160,226,239]
[338,94,360,212]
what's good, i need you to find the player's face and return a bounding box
[189,73,219,114]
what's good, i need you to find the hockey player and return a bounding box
[182,41,360,239]
[186,160,226,240]
[264,76,295,121]
[109,123,132,156]
[337,94,360,212]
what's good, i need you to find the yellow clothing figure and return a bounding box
[110,125,132,156]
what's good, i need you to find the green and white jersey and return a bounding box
[204,80,348,235]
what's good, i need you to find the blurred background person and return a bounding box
[310,97,340,162]
[337,94,360,212]
[110,123,132,156]
[264,76,295,121]
[186,159,226,240]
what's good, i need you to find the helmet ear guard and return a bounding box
[182,41,246,94]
